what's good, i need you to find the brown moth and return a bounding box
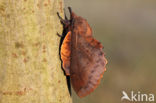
[57,7,107,98]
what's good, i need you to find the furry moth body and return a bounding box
[57,7,107,98]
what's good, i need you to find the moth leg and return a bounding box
[57,12,66,24]
[57,12,70,27]
[56,33,63,37]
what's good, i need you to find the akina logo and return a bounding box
[121,91,155,102]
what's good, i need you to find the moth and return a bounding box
[57,7,107,98]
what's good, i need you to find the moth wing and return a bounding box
[60,31,71,75]
[70,34,107,97]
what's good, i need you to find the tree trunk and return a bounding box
[0,0,72,103]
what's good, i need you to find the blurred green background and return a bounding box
[64,0,156,103]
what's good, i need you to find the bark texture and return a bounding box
[0,0,72,103]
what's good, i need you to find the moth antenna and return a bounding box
[64,9,68,20]
[68,7,72,14]
[68,7,72,19]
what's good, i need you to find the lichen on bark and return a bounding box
[0,0,72,103]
